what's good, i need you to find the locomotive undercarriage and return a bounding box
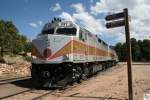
[31,61,117,88]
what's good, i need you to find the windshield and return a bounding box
[42,28,54,34]
[56,28,76,36]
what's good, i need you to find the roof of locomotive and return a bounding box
[42,17,78,32]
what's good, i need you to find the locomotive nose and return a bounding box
[43,48,52,58]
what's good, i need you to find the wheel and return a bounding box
[76,67,82,83]
[81,67,89,80]
[72,66,82,83]
[102,63,106,70]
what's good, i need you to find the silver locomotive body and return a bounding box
[31,18,118,87]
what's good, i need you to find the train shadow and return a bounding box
[10,78,62,90]
[10,78,33,88]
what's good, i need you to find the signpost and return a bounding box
[105,8,133,100]
[106,20,125,28]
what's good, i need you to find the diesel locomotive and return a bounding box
[31,18,118,87]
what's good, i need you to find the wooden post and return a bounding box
[124,8,133,100]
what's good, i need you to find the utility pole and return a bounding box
[105,8,133,100]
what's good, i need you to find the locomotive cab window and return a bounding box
[42,28,54,34]
[56,28,77,36]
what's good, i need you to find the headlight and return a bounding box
[32,56,37,59]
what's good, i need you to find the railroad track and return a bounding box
[31,86,66,100]
[0,88,32,99]
[0,75,67,100]
[0,88,64,100]
[0,89,55,100]
[0,76,31,85]
[0,84,65,100]
[31,91,54,100]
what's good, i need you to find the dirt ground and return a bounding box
[42,63,150,100]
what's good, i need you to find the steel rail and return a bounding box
[0,89,33,99]
[0,76,31,85]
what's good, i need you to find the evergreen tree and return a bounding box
[0,20,31,56]
[131,38,140,61]
[114,38,150,62]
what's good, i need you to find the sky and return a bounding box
[0,0,150,45]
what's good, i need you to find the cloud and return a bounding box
[90,0,94,3]
[91,0,137,14]
[29,20,43,28]
[38,20,43,26]
[69,3,102,34]
[71,3,85,13]
[59,3,112,42]
[58,12,75,22]
[57,3,126,45]
[51,3,62,12]
[29,22,38,28]
[70,3,108,36]
[57,1,149,45]
[91,0,150,43]
[73,12,104,34]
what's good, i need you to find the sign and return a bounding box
[106,20,125,28]
[105,12,124,21]
[105,12,125,28]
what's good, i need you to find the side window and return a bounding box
[79,29,83,40]
[84,32,87,40]
[79,29,85,41]
[79,29,88,42]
